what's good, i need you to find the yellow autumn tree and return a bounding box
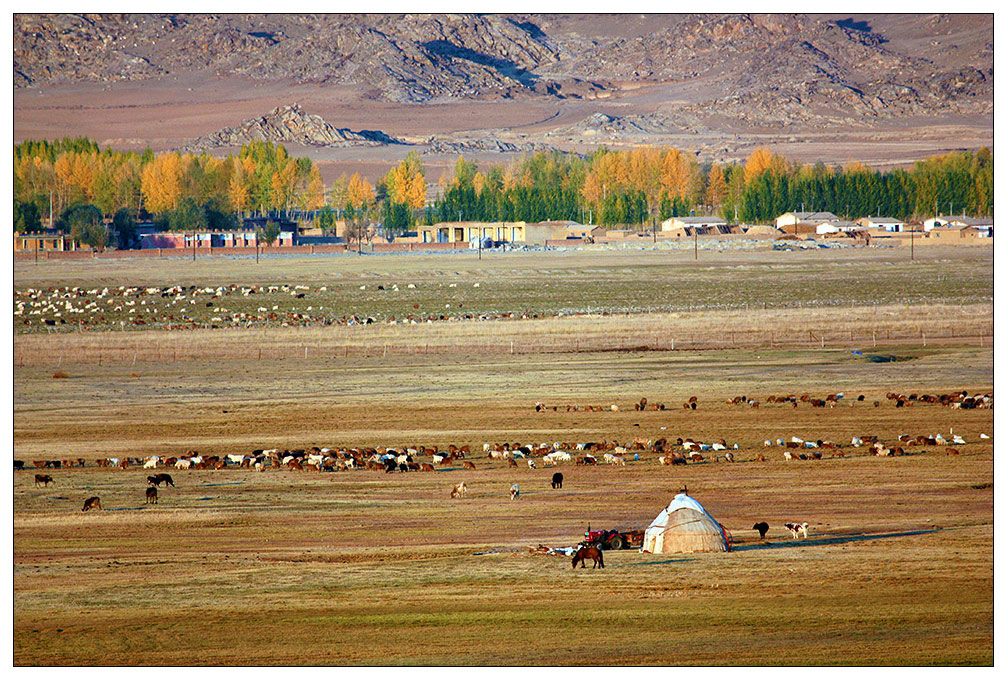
[270,159,299,212]
[304,165,325,210]
[743,147,777,185]
[659,148,695,200]
[140,152,183,213]
[228,158,253,214]
[705,162,728,210]
[383,151,426,209]
[347,173,375,209]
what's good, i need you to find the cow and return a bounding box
[14,460,24,471]
[450,481,467,499]
[510,484,520,500]
[33,460,46,469]
[34,474,54,487]
[551,472,563,489]
[784,522,809,539]
[81,496,102,512]
[752,522,770,539]
[145,487,158,504]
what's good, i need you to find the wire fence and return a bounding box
[15,324,993,368]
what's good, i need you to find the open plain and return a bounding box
[13,245,993,665]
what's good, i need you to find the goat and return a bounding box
[752,522,769,539]
[551,472,563,489]
[81,496,102,512]
[510,484,520,500]
[450,481,467,499]
[145,487,158,504]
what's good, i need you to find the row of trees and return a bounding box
[14,137,993,245]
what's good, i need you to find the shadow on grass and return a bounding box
[732,528,941,552]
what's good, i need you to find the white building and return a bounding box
[775,211,839,229]
[855,217,905,232]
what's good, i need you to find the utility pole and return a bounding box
[693,227,698,260]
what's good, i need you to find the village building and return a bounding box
[924,215,993,236]
[926,224,983,241]
[855,217,905,232]
[14,231,85,252]
[774,211,838,229]
[660,215,728,233]
[814,219,859,235]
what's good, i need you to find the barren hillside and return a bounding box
[13,13,993,170]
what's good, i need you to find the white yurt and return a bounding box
[641,492,732,553]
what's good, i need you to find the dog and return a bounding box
[752,521,769,539]
[509,483,520,500]
[784,522,809,539]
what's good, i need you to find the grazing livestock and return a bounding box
[81,496,102,512]
[33,460,46,469]
[784,522,809,539]
[463,461,477,470]
[150,473,175,487]
[450,481,467,499]
[143,456,160,469]
[753,522,770,539]
[551,472,563,489]
[571,545,604,569]
[14,460,24,470]
[527,459,537,469]
[34,474,54,487]
[145,487,158,504]
[510,484,520,500]
[507,459,518,468]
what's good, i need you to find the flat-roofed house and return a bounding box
[775,211,838,229]
[855,217,905,232]
[661,216,728,233]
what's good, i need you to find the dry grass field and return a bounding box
[13,246,993,665]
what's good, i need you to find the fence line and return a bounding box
[15,326,993,367]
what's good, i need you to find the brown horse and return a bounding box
[571,545,604,569]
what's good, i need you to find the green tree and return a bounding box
[111,208,137,249]
[317,205,335,235]
[60,203,108,250]
[261,220,281,246]
[14,199,42,233]
[160,197,207,232]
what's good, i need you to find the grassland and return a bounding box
[13,245,993,665]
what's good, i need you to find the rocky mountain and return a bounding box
[179,104,403,151]
[14,13,993,129]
